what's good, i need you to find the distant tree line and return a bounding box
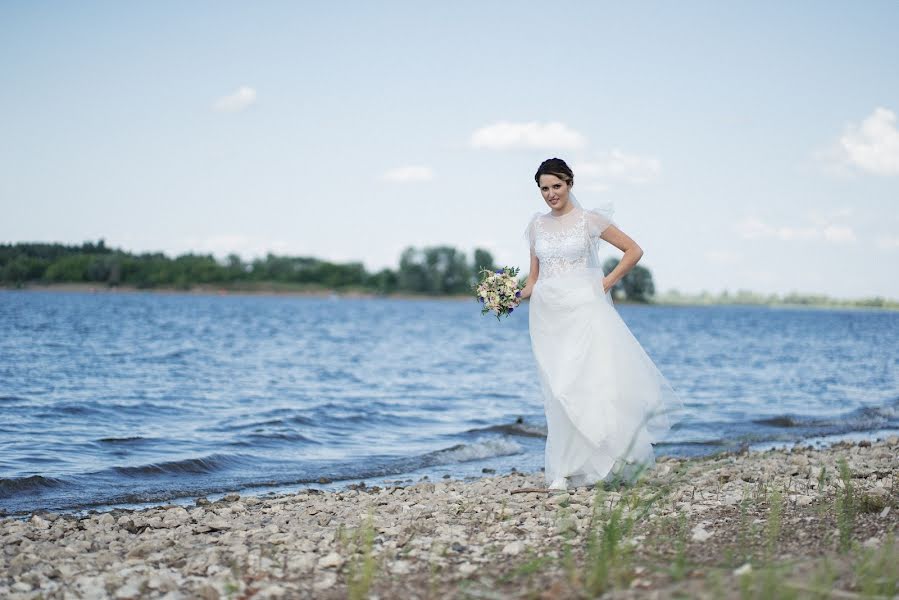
[656,288,898,309]
[0,240,657,301]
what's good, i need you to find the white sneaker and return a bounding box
[548,478,567,491]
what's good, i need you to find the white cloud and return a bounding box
[822,225,856,243]
[736,217,856,243]
[380,165,434,183]
[777,226,823,242]
[838,107,899,175]
[808,207,853,225]
[735,217,774,239]
[213,86,257,112]
[470,121,587,150]
[575,150,661,185]
[875,235,899,250]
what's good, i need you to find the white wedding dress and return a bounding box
[525,206,682,489]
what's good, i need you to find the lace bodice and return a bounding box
[534,211,590,278]
[525,207,615,279]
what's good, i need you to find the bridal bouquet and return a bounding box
[474,266,522,320]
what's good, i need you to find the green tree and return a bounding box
[223,254,246,282]
[366,268,399,294]
[622,265,655,302]
[472,248,496,274]
[602,258,655,303]
[398,247,429,292]
[44,255,92,282]
[424,246,470,294]
[398,245,472,294]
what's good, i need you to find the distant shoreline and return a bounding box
[4,282,472,302]
[5,282,898,310]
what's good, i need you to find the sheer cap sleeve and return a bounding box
[584,203,616,239]
[523,212,542,253]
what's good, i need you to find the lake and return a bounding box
[1,290,897,516]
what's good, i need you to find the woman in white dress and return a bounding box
[520,158,682,491]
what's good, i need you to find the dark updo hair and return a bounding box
[534,158,574,187]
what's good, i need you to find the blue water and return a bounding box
[1,290,897,516]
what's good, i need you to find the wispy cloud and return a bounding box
[213,86,257,113]
[836,107,899,175]
[575,150,661,185]
[380,165,434,183]
[736,217,857,243]
[875,235,899,250]
[470,121,587,150]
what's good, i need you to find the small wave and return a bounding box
[655,439,729,447]
[753,398,899,433]
[421,438,524,466]
[112,453,252,477]
[107,402,185,416]
[465,418,547,439]
[97,436,148,444]
[53,403,100,416]
[481,392,522,400]
[223,438,527,488]
[857,402,899,420]
[0,395,27,404]
[753,416,802,428]
[146,348,196,362]
[0,475,68,498]
[233,432,318,445]
[212,418,287,432]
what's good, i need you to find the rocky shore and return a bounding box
[2,437,897,599]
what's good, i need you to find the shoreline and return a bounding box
[5,428,897,523]
[2,437,896,598]
[4,283,897,310]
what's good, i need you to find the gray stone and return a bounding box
[691,524,713,542]
[502,541,524,556]
[389,560,412,574]
[200,516,232,531]
[115,580,142,599]
[286,553,315,573]
[256,584,287,598]
[317,551,344,569]
[312,572,337,590]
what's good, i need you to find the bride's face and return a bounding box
[538,174,572,212]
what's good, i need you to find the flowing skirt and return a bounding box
[529,271,681,487]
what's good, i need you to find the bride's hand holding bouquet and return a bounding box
[474,266,522,320]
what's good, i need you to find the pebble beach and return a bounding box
[2,437,897,599]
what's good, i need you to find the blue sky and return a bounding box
[2,1,898,298]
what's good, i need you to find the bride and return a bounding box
[520,158,683,491]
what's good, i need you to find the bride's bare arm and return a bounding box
[600,225,643,293]
[520,253,540,299]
